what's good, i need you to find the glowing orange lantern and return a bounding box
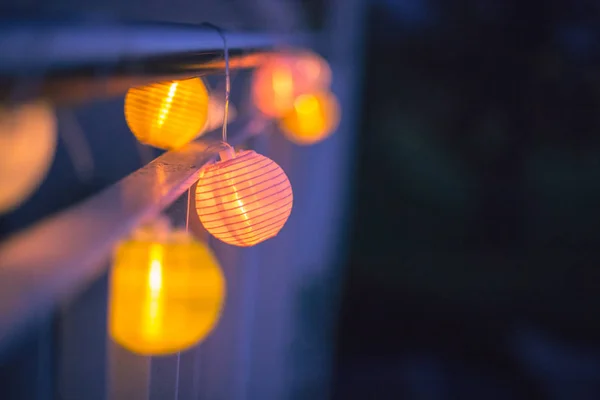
[196,147,293,247]
[252,50,331,118]
[0,102,57,213]
[109,218,225,355]
[279,91,341,145]
[125,78,209,149]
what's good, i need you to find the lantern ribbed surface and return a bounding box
[125,78,209,150]
[196,150,293,247]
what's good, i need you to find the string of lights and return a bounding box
[0,19,341,357]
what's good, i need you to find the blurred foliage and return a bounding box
[353,0,600,264]
[340,2,600,384]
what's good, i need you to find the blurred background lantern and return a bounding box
[279,91,341,145]
[0,101,57,214]
[109,217,225,355]
[196,146,293,247]
[124,78,209,149]
[252,50,331,118]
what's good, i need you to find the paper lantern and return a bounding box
[279,91,341,145]
[125,78,209,149]
[0,102,57,213]
[252,51,331,118]
[196,147,293,247]
[109,220,225,355]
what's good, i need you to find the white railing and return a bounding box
[0,118,265,351]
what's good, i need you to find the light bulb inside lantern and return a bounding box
[279,91,341,145]
[0,102,57,214]
[252,50,331,118]
[109,224,225,355]
[125,78,209,149]
[196,148,293,247]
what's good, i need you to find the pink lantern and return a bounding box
[252,51,332,118]
[196,147,293,247]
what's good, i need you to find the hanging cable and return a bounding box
[202,23,231,145]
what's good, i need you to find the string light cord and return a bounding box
[201,23,231,147]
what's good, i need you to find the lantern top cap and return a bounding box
[131,215,171,242]
[202,149,259,173]
[128,216,199,244]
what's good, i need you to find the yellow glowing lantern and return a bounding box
[279,91,341,145]
[125,78,209,149]
[252,51,332,118]
[109,218,225,355]
[196,146,293,247]
[0,102,57,213]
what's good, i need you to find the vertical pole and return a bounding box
[57,272,109,400]
[108,342,152,400]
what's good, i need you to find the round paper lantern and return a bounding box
[125,78,209,149]
[109,221,225,355]
[252,51,331,118]
[0,102,57,213]
[196,148,293,247]
[279,91,341,145]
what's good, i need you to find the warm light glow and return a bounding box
[125,78,209,149]
[279,91,341,145]
[272,67,294,99]
[0,102,57,213]
[109,230,225,355]
[144,244,164,338]
[252,51,332,118]
[156,82,179,127]
[148,244,163,292]
[196,150,293,247]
